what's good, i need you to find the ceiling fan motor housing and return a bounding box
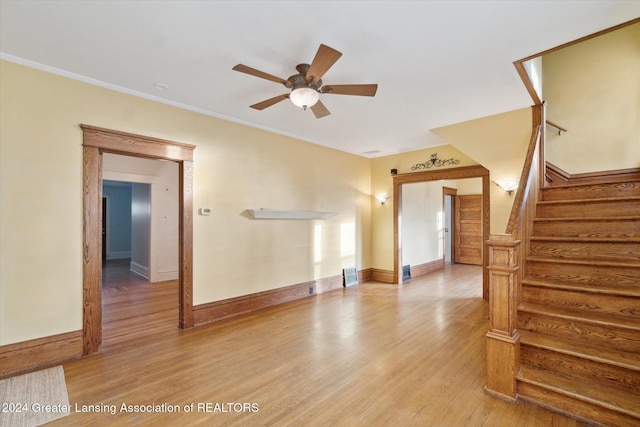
[289,64,322,90]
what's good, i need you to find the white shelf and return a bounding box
[246,209,337,220]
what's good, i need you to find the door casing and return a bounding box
[81,125,195,354]
[393,164,490,299]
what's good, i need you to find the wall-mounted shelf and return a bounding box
[246,209,337,220]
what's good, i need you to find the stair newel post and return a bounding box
[485,233,521,402]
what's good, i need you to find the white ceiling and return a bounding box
[1,1,638,157]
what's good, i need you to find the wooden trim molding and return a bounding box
[410,259,445,278]
[392,164,490,299]
[513,18,640,105]
[81,124,194,162]
[513,61,542,106]
[81,125,195,354]
[358,268,373,283]
[0,331,83,378]
[369,268,395,284]
[517,17,640,64]
[546,162,640,187]
[545,161,571,185]
[194,275,343,326]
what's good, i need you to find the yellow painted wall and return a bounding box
[543,23,640,173]
[370,145,479,271]
[432,108,532,233]
[0,60,371,345]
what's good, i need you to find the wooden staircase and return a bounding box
[516,177,640,426]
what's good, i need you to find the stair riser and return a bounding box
[542,182,640,201]
[521,286,640,319]
[526,261,640,287]
[517,382,640,427]
[530,241,640,262]
[533,219,640,238]
[518,312,640,353]
[537,200,640,218]
[521,345,640,392]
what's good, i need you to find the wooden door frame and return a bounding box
[393,164,490,299]
[81,124,195,354]
[442,187,457,265]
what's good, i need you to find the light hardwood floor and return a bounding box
[52,263,588,426]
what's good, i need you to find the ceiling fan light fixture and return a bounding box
[290,87,319,110]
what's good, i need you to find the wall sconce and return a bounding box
[495,179,519,195]
[374,194,389,205]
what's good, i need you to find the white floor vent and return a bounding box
[343,267,358,287]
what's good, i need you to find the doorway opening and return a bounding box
[443,187,456,264]
[81,125,195,354]
[393,164,490,299]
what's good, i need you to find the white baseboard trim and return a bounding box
[153,270,179,282]
[129,261,149,279]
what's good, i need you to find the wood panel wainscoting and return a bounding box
[0,331,83,378]
[194,275,343,326]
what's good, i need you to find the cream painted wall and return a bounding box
[401,181,446,266]
[401,178,482,268]
[370,145,478,271]
[455,178,482,196]
[543,23,640,174]
[432,108,532,233]
[0,60,371,345]
[401,179,453,267]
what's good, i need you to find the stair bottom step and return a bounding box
[517,365,640,426]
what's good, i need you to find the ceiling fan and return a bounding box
[232,44,378,119]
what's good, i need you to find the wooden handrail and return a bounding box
[505,124,541,235]
[546,120,567,135]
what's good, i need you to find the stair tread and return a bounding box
[530,236,640,243]
[519,302,640,331]
[533,216,640,222]
[541,180,640,190]
[519,330,640,371]
[526,255,640,268]
[537,196,640,205]
[522,277,640,297]
[517,364,640,417]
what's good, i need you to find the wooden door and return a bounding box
[454,194,482,265]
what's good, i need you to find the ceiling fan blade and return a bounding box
[321,84,378,97]
[310,100,331,119]
[233,64,291,87]
[305,44,342,83]
[250,94,289,110]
